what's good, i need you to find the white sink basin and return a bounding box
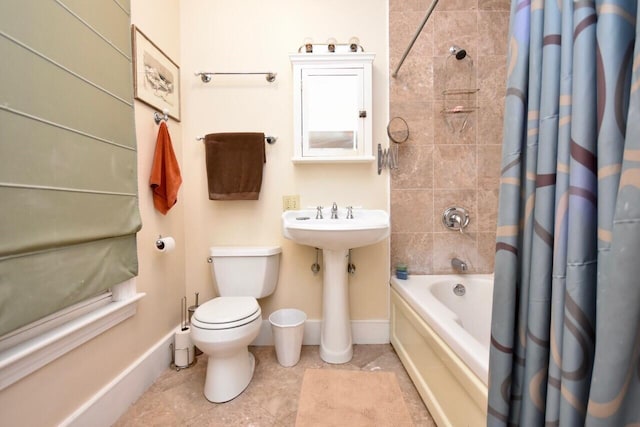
[282,207,390,364]
[282,208,390,251]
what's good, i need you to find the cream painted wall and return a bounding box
[180,0,390,321]
[0,2,389,424]
[0,1,185,425]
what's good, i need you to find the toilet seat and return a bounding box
[192,297,261,330]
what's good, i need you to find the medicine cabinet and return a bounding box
[290,52,375,163]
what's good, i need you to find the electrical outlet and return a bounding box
[282,195,300,211]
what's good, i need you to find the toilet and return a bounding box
[190,246,281,403]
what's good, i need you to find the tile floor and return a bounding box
[114,344,436,426]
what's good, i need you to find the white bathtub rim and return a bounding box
[390,274,493,386]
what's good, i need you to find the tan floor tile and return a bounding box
[115,345,433,426]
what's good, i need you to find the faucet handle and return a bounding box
[346,206,354,219]
[316,206,323,219]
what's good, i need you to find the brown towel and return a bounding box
[149,122,182,214]
[204,132,266,200]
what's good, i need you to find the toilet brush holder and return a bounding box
[187,292,203,356]
[188,306,203,356]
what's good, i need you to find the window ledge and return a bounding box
[0,292,145,390]
[292,155,375,164]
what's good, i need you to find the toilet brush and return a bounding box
[188,292,203,355]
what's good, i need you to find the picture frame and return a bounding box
[132,25,181,122]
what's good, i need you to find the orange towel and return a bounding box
[150,122,182,214]
[204,132,265,200]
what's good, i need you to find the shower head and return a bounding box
[449,46,467,60]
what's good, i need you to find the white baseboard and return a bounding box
[352,319,391,344]
[252,319,389,346]
[60,328,175,427]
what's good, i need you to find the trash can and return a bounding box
[269,308,306,367]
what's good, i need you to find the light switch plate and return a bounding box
[282,195,300,211]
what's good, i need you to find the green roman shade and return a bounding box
[0,0,142,337]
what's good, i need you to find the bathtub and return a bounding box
[390,274,493,427]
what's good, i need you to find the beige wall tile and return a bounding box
[479,0,510,11]
[433,145,477,189]
[477,232,498,272]
[478,145,502,189]
[391,189,434,232]
[391,232,434,274]
[478,93,504,145]
[477,55,508,100]
[390,0,423,12]
[390,11,435,101]
[435,0,479,11]
[390,101,434,145]
[478,12,510,56]
[391,145,434,189]
[390,1,507,275]
[432,11,478,58]
[477,189,499,232]
[432,232,478,273]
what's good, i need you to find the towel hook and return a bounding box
[154,108,170,124]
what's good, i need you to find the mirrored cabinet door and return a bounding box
[302,68,364,157]
[290,53,375,163]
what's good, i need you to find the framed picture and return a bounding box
[132,25,181,121]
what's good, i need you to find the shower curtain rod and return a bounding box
[391,0,439,78]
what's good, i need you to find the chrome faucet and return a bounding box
[451,257,467,272]
[316,205,323,219]
[331,202,339,219]
[346,206,354,219]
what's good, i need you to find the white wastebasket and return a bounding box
[269,308,306,367]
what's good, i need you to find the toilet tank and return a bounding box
[209,246,281,298]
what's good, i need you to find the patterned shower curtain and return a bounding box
[488,0,640,424]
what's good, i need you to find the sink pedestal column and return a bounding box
[319,248,352,363]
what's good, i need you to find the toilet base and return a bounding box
[203,349,256,403]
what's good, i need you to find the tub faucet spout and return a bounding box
[451,257,467,272]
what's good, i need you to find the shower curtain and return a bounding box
[488,0,640,425]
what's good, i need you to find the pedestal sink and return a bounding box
[282,207,390,363]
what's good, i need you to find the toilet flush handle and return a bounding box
[207,256,213,263]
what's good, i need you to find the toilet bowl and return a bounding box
[190,297,262,402]
[190,246,281,403]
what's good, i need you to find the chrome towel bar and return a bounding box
[196,135,277,144]
[195,71,277,83]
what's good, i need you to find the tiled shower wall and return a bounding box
[389,0,510,274]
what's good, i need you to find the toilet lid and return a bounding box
[192,297,260,329]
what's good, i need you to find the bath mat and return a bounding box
[295,369,414,427]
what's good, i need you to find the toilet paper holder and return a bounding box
[156,235,167,250]
[170,342,196,371]
[170,296,197,371]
